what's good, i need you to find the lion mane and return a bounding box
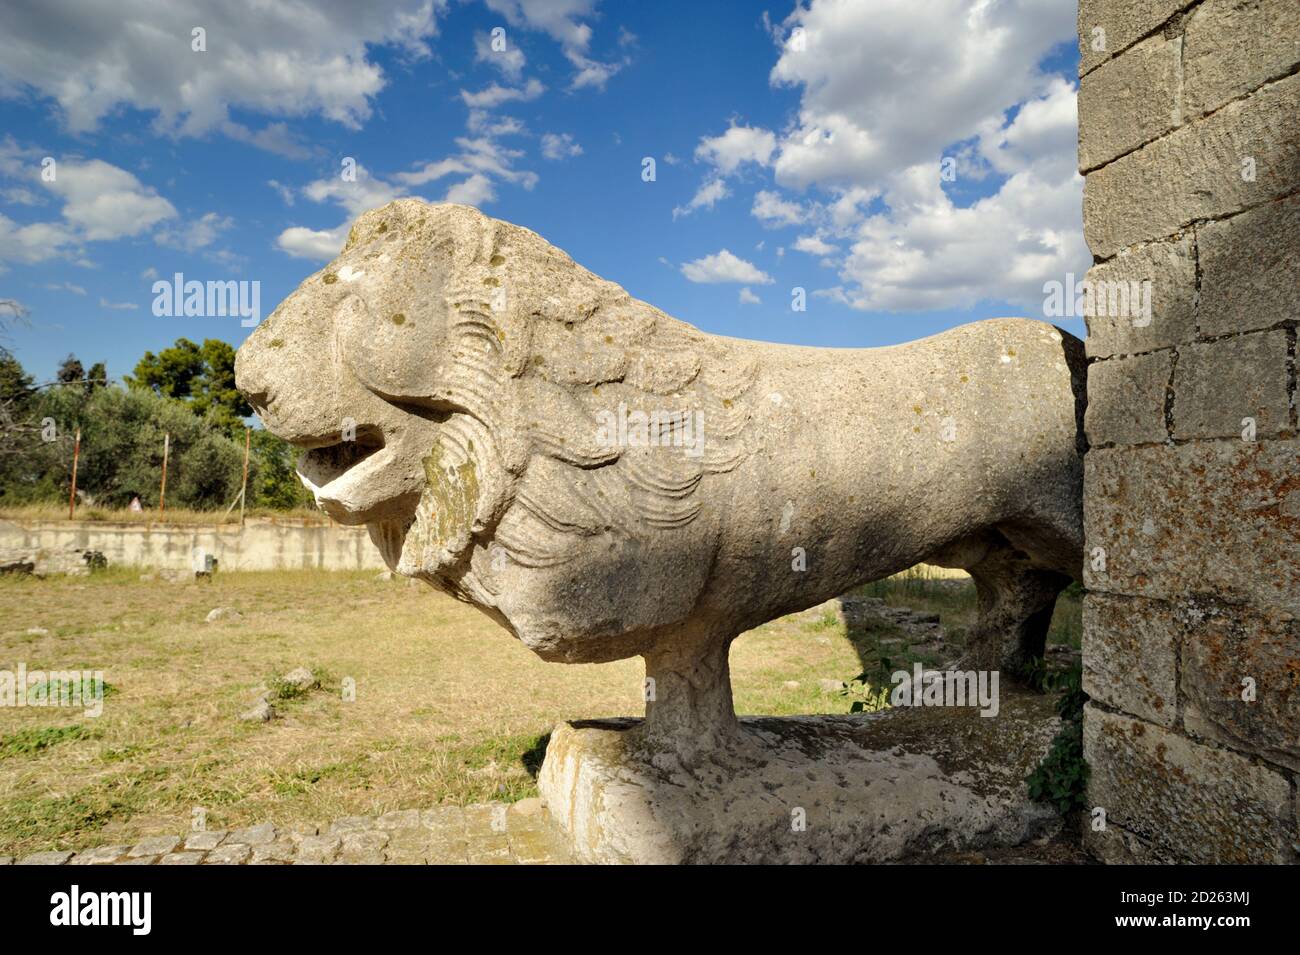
[343,201,758,596]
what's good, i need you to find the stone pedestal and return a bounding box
[538,690,1064,864]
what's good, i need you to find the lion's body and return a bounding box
[236,199,1085,746]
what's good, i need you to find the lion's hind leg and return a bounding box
[953,538,1072,677]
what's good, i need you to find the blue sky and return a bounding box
[0,0,1088,384]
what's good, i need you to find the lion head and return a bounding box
[236,199,758,661]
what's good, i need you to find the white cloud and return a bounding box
[681,249,773,285]
[277,223,350,261]
[475,29,527,81]
[0,212,75,265]
[672,178,728,220]
[751,190,806,228]
[276,162,409,260]
[156,211,233,251]
[0,0,443,139]
[484,0,624,90]
[2,186,42,206]
[141,267,159,280]
[304,164,410,216]
[276,110,542,260]
[397,137,537,191]
[695,124,776,175]
[460,77,545,109]
[99,297,138,310]
[444,173,496,206]
[793,234,836,256]
[699,0,1090,312]
[769,0,1074,190]
[43,281,86,295]
[46,160,176,241]
[0,152,178,268]
[834,79,1088,311]
[540,132,583,160]
[222,121,314,160]
[267,180,296,206]
[738,287,761,305]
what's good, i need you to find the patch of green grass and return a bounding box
[269,760,369,796]
[0,724,97,759]
[804,610,840,632]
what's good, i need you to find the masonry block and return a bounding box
[1198,192,1300,336]
[1084,705,1293,863]
[1084,440,1300,613]
[1172,329,1291,440]
[1182,601,1300,771]
[1085,351,1171,445]
[1183,0,1300,117]
[1082,593,1178,726]
[1078,0,1196,75]
[1084,234,1196,358]
[1084,71,1300,257]
[1078,34,1181,170]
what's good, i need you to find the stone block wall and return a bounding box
[1077,0,1299,863]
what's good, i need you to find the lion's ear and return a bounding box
[337,274,454,403]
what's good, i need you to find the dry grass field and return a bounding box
[0,566,1080,857]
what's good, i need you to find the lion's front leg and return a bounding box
[639,631,740,753]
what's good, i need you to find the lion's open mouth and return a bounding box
[300,431,383,481]
[299,426,385,488]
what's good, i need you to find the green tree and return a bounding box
[128,338,203,399]
[129,337,250,431]
[0,349,33,405]
[249,428,313,509]
[84,361,109,393]
[56,354,84,384]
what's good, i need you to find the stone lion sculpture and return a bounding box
[235,199,1085,752]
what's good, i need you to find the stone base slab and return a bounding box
[539,690,1065,864]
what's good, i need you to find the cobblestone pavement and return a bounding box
[0,799,574,865]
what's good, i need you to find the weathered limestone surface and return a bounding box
[235,199,1086,760]
[1078,34,1182,170]
[1079,0,1300,866]
[1082,594,1178,727]
[1182,0,1300,117]
[1083,70,1300,257]
[540,692,1063,865]
[1084,351,1171,445]
[1082,234,1195,358]
[1197,192,1300,337]
[1083,706,1293,863]
[1172,329,1291,439]
[1181,603,1300,772]
[1077,0,1196,75]
[1084,441,1300,614]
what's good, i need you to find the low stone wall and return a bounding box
[0,518,386,574]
